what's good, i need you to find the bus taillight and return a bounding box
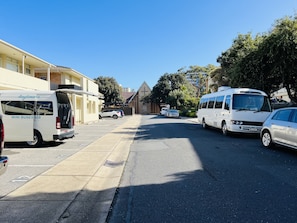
[56,117,61,129]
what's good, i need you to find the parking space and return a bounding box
[0,116,129,197]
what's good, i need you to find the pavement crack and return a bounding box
[204,166,218,181]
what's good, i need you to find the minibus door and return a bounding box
[0,97,35,142]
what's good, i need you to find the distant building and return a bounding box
[123,82,159,114]
[271,87,290,102]
[122,87,132,92]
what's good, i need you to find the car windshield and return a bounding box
[232,94,271,112]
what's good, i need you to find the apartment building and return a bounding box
[0,39,104,124]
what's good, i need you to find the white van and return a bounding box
[197,87,272,135]
[0,90,74,146]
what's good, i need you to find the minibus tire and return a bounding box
[27,130,43,147]
[202,119,208,129]
[222,121,229,136]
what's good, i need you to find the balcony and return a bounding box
[0,67,49,90]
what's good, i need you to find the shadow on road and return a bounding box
[2,116,297,223]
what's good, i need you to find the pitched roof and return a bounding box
[122,91,135,101]
[126,81,151,104]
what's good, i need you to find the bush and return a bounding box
[181,108,197,117]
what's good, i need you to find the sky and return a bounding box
[1,0,297,91]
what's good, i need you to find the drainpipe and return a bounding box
[22,55,26,74]
[47,66,51,90]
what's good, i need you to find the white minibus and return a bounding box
[197,87,272,135]
[0,90,74,146]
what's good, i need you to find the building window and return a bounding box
[6,57,18,72]
[37,73,47,80]
[25,65,31,74]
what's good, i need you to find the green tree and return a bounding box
[209,67,229,91]
[186,65,222,95]
[217,16,297,102]
[94,76,123,105]
[261,16,297,102]
[150,72,197,109]
[217,33,264,88]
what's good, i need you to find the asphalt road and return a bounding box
[107,115,297,223]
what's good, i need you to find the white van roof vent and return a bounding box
[218,86,231,92]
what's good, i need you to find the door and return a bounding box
[1,100,34,142]
[286,110,297,148]
[271,109,292,144]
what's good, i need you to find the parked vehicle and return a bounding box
[117,109,125,117]
[260,107,297,150]
[0,90,74,147]
[0,116,8,175]
[99,109,122,119]
[270,98,295,110]
[160,107,168,115]
[166,109,180,118]
[197,87,272,135]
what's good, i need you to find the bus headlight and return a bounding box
[231,120,243,125]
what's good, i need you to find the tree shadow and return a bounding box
[107,117,297,222]
[1,116,297,223]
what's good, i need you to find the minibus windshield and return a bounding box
[232,94,271,112]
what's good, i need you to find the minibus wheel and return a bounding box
[27,130,43,147]
[222,121,229,136]
[202,118,208,129]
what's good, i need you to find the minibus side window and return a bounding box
[215,96,224,109]
[1,101,34,115]
[36,101,53,115]
[201,98,208,109]
[207,97,215,108]
[224,95,231,110]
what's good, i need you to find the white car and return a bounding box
[166,109,180,118]
[160,108,168,115]
[99,109,122,119]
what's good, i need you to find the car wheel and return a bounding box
[261,130,273,148]
[202,118,208,129]
[222,121,228,136]
[99,115,102,119]
[27,130,43,147]
[112,114,118,119]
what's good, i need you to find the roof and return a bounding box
[201,88,267,98]
[126,81,151,104]
[121,91,135,101]
[0,39,55,68]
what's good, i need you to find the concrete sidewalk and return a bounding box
[0,115,142,223]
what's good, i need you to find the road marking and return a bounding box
[9,164,54,167]
[12,175,34,182]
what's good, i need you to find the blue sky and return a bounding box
[1,1,296,91]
